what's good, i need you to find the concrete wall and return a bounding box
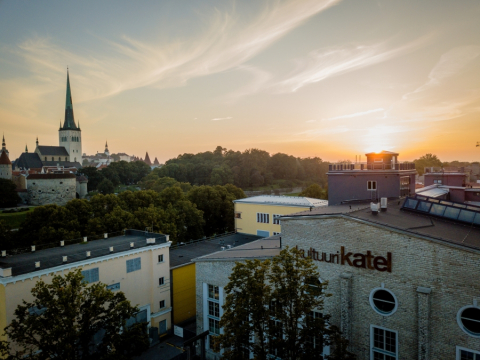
[328,172,416,205]
[0,164,12,180]
[27,177,76,206]
[234,202,309,236]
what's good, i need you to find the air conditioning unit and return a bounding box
[370,202,379,215]
[380,198,388,211]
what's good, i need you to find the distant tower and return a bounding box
[58,69,82,163]
[144,152,152,166]
[104,141,110,156]
[25,144,28,153]
[1,133,9,157]
[0,151,12,180]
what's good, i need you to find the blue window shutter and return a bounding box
[92,268,99,282]
[135,257,141,271]
[126,259,133,273]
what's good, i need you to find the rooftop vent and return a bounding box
[63,256,68,262]
[146,238,155,244]
[83,236,87,243]
[35,262,40,269]
[227,245,232,249]
[31,245,35,252]
[86,251,91,257]
[109,246,114,252]
[130,242,134,248]
[380,198,388,212]
[1,250,6,257]
[104,233,108,239]
[221,246,226,251]
[60,240,64,247]
[370,202,379,215]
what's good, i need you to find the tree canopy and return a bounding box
[413,154,443,176]
[219,247,355,360]
[0,179,20,207]
[299,183,327,200]
[0,270,149,360]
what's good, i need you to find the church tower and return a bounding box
[59,70,82,163]
[1,133,9,157]
[104,141,110,156]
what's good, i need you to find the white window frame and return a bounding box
[273,214,281,225]
[370,325,398,360]
[367,181,377,191]
[456,304,480,338]
[158,254,164,263]
[369,287,398,316]
[204,283,223,353]
[158,277,165,286]
[159,300,165,309]
[456,345,480,360]
[257,213,270,224]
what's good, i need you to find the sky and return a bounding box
[1,0,480,163]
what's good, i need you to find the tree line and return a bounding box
[152,146,329,189]
[0,184,245,251]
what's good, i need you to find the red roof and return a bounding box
[0,151,11,165]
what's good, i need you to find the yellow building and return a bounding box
[0,229,172,347]
[233,195,328,236]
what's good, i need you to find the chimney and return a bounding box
[86,251,91,258]
[31,245,35,252]
[60,241,64,247]
[35,262,40,269]
[104,233,108,239]
[130,242,134,248]
[63,256,68,262]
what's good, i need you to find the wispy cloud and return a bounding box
[324,108,384,121]
[12,0,341,103]
[276,36,431,92]
[403,45,480,99]
[211,117,232,121]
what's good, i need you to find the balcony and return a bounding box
[328,162,416,171]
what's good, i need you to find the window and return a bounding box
[158,254,164,263]
[208,284,219,300]
[28,305,47,316]
[107,283,120,291]
[209,301,220,318]
[273,232,281,235]
[82,268,99,283]
[371,326,397,360]
[159,300,165,309]
[44,157,47,161]
[52,157,54,161]
[126,309,148,329]
[65,157,67,161]
[159,277,165,286]
[273,214,281,225]
[126,257,141,273]
[369,288,398,316]
[457,346,480,360]
[257,213,269,223]
[367,181,377,191]
[209,318,220,335]
[457,305,480,337]
[434,179,443,184]
[234,212,242,219]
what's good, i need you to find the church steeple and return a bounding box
[25,144,28,153]
[61,69,78,130]
[1,133,8,157]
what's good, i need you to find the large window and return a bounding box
[81,268,99,283]
[369,288,398,316]
[207,284,221,353]
[257,213,270,223]
[457,346,480,360]
[371,326,397,360]
[367,181,377,191]
[126,257,141,273]
[273,214,281,225]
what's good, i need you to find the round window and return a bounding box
[457,306,480,337]
[369,288,398,316]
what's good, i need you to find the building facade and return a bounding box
[26,173,77,206]
[233,195,327,237]
[0,230,172,350]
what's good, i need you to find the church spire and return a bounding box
[61,69,78,130]
[25,144,28,153]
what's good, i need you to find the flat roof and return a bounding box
[169,233,262,268]
[234,195,328,208]
[0,230,168,277]
[282,201,480,251]
[194,235,281,262]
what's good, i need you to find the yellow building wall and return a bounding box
[0,245,171,352]
[172,263,196,324]
[234,203,310,236]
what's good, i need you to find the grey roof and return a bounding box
[14,153,43,170]
[0,230,167,277]
[170,233,261,268]
[234,195,328,208]
[415,186,449,198]
[37,146,69,156]
[42,161,82,169]
[282,201,480,251]
[194,235,281,262]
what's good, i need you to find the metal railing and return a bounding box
[329,162,416,171]
[169,231,236,250]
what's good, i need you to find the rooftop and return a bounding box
[170,233,262,268]
[233,195,328,208]
[0,230,168,278]
[282,200,480,252]
[194,235,281,262]
[37,146,69,157]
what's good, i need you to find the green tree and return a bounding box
[0,270,149,360]
[0,220,13,250]
[414,153,442,176]
[80,167,105,192]
[219,247,355,360]
[0,179,20,207]
[97,179,115,195]
[300,184,327,200]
